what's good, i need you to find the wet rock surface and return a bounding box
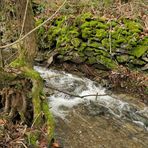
[55,104,148,148]
[35,66,148,148]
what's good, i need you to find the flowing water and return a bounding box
[35,66,148,148]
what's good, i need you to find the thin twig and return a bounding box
[47,85,110,98]
[31,111,43,128]
[19,0,29,38]
[4,51,18,65]
[109,20,112,54]
[16,141,28,148]
[0,0,67,49]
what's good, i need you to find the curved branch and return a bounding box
[0,0,67,49]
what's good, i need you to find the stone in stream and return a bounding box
[85,101,109,116]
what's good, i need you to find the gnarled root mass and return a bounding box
[0,67,54,147]
[0,79,33,124]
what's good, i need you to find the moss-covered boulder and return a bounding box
[116,55,129,63]
[36,13,147,71]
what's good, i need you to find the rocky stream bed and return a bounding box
[35,66,148,148]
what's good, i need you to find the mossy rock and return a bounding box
[130,59,146,66]
[116,55,129,63]
[96,22,108,29]
[94,49,110,57]
[96,55,117,69]
[68,27,80,37]
[124,19,143,31]
[80,22,91,29]
[87,41,101,48]
[81,27,92,39]
[58,45,73,55]
[130,45,148,58]
[107,20,118,27]
[84,47,95,56]
[101,38,110,49]
[71,38,81,47]
[77,42,87,52]
[56,35,70,47]
[71,52,86,63]
[88,56,97,64]
[95,29,108,40]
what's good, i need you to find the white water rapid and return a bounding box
[34,66,148,130]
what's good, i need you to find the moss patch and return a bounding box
[36,13,147,71]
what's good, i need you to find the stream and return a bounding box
[35,66,148,148]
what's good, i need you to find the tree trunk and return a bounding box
[0,0,54,145]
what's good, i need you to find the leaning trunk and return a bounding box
[0,0,54,145]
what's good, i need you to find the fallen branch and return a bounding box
[46,85,111,98]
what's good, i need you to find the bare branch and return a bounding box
[0,0,67,49]
[47,85,110,98]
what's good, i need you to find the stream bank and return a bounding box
[35,66,148,148]
[34,12,148,104]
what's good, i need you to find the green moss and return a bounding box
[24,68,41,80]
[107,20,118,27]
[87,41,100,48]
[35,19,44,26]
[59,44,74,55]
[124,19,143,31]
[96,55,117,69]
[78,52,85,57]
[95,29,107,40]
[90,20,98,27]
[141,36,148,45]
[68,27,80,37]
[71,38,81,47]
[97,17,107,23]
[80,12,93,21]
[131,59,146,65]
[116,55,129,63]
[130,45,148,58]
[42,100,55,140]
[96,22,108,29]
[101,38,110,49]
[88,56,97,64]
[94,49,110,57]
[26,130,40,147]
[84,47,95,56]
[81,27,92,39]
[10,58,27,67]
[54,16,67,26]
[77,42,87,52]
[56,35,70,47]
[115,37,127,44]
[81,22,90,29]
